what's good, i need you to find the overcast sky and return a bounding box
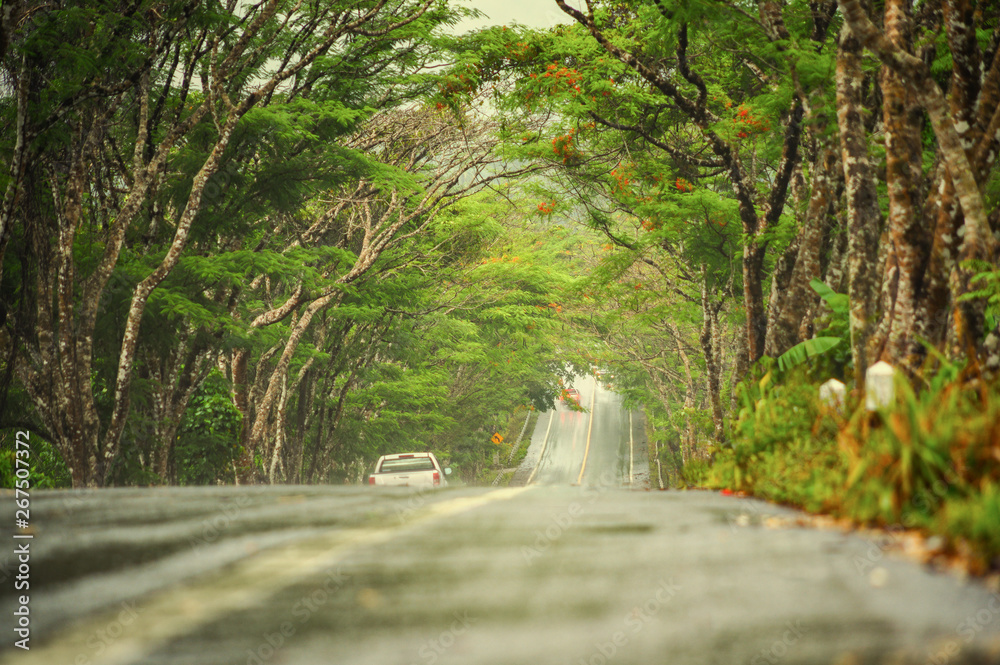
[451,0,579,32]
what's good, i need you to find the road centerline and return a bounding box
[575,378,598,485]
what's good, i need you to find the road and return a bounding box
[2,380,1000,665]
[520,373,638,487]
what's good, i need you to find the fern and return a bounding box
[958,260,1000,331]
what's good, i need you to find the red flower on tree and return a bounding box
[610,163,635,195]
[732,105,770,140]
[551,130,579,163]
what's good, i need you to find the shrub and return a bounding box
[702,355,1000,572]
[0,430,72,489]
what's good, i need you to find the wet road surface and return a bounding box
[3,381,1000,665]
[520,374,639,488]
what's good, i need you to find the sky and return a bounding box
[450,0,580,33]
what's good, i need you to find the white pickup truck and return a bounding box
[367,452,451,488]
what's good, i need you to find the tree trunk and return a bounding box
[700,269,725,443]
[764,144,838,357]
[668,322,697,462]
[148,338,213,484]
[836,18,882,388]
[877,0,929,367]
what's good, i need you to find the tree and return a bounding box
[0,0,454,486]
[837,0,1000,373]
[510,0,999,382]
[471,0,998,464]
[550,0,814,366]
[272,191,580,485]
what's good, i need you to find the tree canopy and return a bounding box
[1,0,999,488]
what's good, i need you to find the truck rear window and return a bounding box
[379,457,435,473]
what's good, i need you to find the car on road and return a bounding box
[368,452,451,488]
[562,387,581,404]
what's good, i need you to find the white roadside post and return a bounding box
[865,361,895,411]
[819,378,846,411]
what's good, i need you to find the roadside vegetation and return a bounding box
[684,352,1000,574]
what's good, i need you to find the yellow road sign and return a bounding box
[491,433,504,445]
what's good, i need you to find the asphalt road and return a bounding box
[515,373,645,489]
[2,381,1000,665]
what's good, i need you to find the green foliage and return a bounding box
[958,260,1000,332]
[0,431,72,489]
[176,371,243,486]
[265,190,589,486]
[839,367,999,525]
[810,278,849,317]
[8,0,993,522]
[938,484,1000,573]
[776,336,842,372]
[730,362,838,462]
[808,279,852,377]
